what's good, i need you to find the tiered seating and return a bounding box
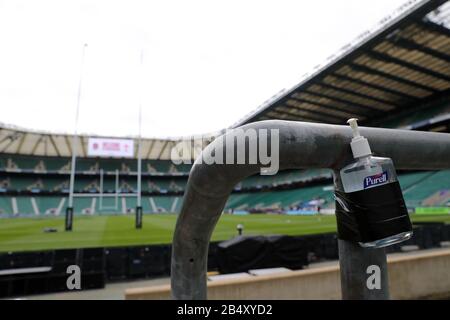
[82,180,100,192]
[383,102,450,129]
[44,158,68,171]
[237,169,332,189]
[423,190,450,207]
[120,180,136,192]
[96,197,121,214]
[174,163,192,173]
[169,180,184,192]
[152,196,174,212]
[1,145,448,216]
[9,177,36,191]
[146,162,157,173]
[0,197,13,214]
[26,179,44,191]
[11,157,36,171]
[41,178,66,191]
[4,158,19,171]
[141,196,152,212]
[0,177,11,190]
[0,155,193,174]
[225,170,450,211]
[34,196,63,215]
[402,170,450,207]
[98,178,116,192]
[58,161,71,172]
[146,181,160,192]
[225,185,335,211]
[34,160,46,172]
[16,197,35,214]
[147,179,184,193]
[73,197,94,214]
[398,171,434,190]
[0,169,448,216]
[152,160,171,173]
[125,196,137,212]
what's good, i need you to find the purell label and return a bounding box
[363,171,388,189]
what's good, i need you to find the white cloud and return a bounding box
[0,0,408,138]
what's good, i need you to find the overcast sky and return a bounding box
[0,0,410,138]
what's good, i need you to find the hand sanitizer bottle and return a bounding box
[339,118,413,248]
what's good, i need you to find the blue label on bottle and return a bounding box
[363,171,388,189]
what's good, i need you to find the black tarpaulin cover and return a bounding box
[216,235,308,274]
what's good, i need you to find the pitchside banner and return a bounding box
[88,138,134,158]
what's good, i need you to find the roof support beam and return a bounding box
[416,20,450,38]
[156,141,169,160]
[276,105,341,123]
[265,110,311,122]
[146,140,156,159]
[316,81,402,108]
[30,135,44,155]
[64,135,72,156]
[366,50,450,83]
[232,0,446,128]
[0,133,18,146]
[80,136,87,157]
[290,96,369,117]
[0,134,21,153]
[17,133,27,154]
[303,88,385,115]
[330,72,417,101]
[286,102,347,121]
[49,135,61,157]
[285,99,352,120]
[349,62,438,93]
[387,36,450,62]
[134,139,139,158]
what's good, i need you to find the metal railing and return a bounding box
[171,120,450,299]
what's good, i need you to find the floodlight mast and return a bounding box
[171,120,450,300]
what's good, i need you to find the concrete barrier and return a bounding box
[125,248,450,300]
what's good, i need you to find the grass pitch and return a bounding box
[0,214,449,252]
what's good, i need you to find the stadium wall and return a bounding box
[125,248,450,300]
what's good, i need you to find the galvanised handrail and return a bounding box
[171,120,450,299]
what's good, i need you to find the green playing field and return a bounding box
[0,214,449,252]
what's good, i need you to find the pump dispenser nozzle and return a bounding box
[347,118,372,158]
[347,118,361,137]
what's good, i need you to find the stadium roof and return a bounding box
[0,122,213,160]
[234,0,450,127]
[1,0,449,159]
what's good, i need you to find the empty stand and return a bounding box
[0,154,192,174]
[0,149,448,215]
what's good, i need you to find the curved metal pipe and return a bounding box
[171,120,450,299]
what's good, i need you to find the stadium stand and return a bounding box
[0,0,449,217]
[0,168,448,216]
[403,170,450,207]
[0,138,448,216]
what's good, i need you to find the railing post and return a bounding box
[334,170,390,299]
[337,240,389,299]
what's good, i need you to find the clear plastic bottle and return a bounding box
[341,156,397,193]
[339,119,413,248]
